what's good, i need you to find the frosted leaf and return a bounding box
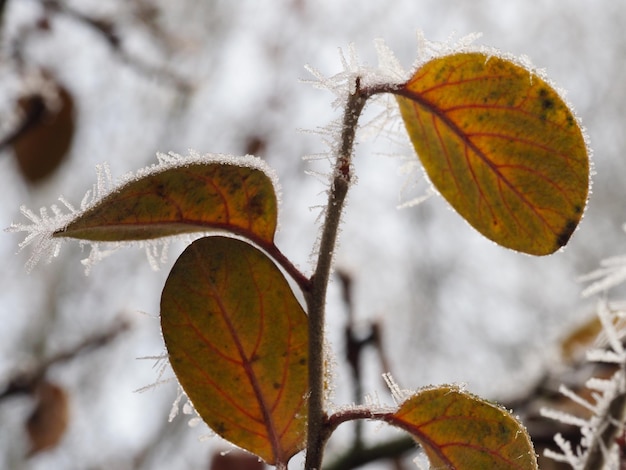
[406,30,594,204]
[7,151,279,274]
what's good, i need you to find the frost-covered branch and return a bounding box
[540,224,626,468]
[542,300,626,469]
[304,76,369,470]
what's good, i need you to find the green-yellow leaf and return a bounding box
[54,161,277,244]
[387,385,538,469]
[396,52,589,255]
[160,236,308,466]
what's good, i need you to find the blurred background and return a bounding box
[1,0,625,468]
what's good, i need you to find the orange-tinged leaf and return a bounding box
[54,161,277,244]
[161,236,308,466]
[387,385,538,469]
[396,52,589,255]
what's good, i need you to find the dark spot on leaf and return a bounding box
[541,97,554,110]
[574,204,582,214]
[273,382,281,390]
[556,219,578,247]
[538,87,555,120]
[214,422,227,434]
[247,193,266,217]
[299,358,306,366]
[155,183,166,197]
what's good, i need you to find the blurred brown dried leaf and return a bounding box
[12,84,75,184]
[26,380,69,456]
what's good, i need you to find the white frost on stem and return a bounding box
[302,38,411,160]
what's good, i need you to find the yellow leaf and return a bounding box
[26,381,70,456]
[55,161,277,244]
[388,385,538,469]
[161,236,307,466]
[396,52,589,255]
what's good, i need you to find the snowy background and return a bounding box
[1,0,626,469]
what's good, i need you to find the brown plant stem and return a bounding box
[304,76,368,469]
[257,239,311,293]
[0,316,130,399]
[322,436,416,470]
[303,78,399,468]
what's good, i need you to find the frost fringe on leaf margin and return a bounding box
[6,151,280,274]
[541,298,626,469]
[301,33,493,168]
[303,32,592,228]
[300,35,489,264]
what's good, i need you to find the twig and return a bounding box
[41,0,192,94]
[583,384,626,470]
[304,76,368,469]
[0,0,8,34]
[322,436,415,470]
[303,77,400,469]
[0,317,131,399]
